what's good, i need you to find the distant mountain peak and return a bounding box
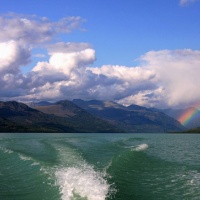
[0,100,122,133]
[73,99,126,110]
[0,101,34,112]
[0,99,186,133]
[127,104,150,111]
[72,99,185,133]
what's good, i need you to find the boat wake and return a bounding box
[51,141,113,200]
[132,143,149,152]
[55,164,111,200]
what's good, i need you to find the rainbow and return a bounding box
[178,104,200,126]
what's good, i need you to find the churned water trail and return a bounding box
[131,143,149,151]
[47,138,112,200]
[55,165,110,200]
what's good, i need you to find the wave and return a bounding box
[48,140,114,200]
[55,164,111,200]
[131,143,149,152]
[18,154,32,161]
[18,153,40,166]
[188,170,200,186]
[0,146,14,154]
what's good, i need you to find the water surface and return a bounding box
[0,133,200,200]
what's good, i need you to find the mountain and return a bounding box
[29,100,123,133]
[0,100,186,133]
[72,99,184,133]
[156,107,200,129]
[26,101,53,107]
[0,101,122,133]
[0,101,77,132]
[184,126,200,133]
[0,117,29,132]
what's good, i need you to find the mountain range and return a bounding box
[72,99,184,133]
[0,101,122,133]
[0,99,187,133]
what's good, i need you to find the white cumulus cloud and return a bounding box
[0,14,86,101]
[0,40,30,73]
[0,14,200,109]
[0,14,84,45]
[1,44,200,109]
[33,43,96,75]
[139,49,200,107]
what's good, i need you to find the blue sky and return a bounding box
[1,0,199,66]
[0,0,200,108]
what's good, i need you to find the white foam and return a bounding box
[55,164,111,200]
[132,144,149,152]
[188,171,200,186]
[0,147,13,154]
[31,162,40,166]
[18,153,40,166]
[19,154,32,161]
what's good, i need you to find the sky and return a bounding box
[0,0,200,108]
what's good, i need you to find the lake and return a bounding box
[0,133,200,200]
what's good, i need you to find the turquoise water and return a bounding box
[0,133,200,200]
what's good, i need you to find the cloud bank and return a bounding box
[0,14,84,44]
[0,14,200,108]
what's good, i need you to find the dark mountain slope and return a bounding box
[0,117,29,132]
[72,99,184,133]
[0,101,77,132]
[0,101,122,133]
[31,100,123,133]
[184,126,200,133]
